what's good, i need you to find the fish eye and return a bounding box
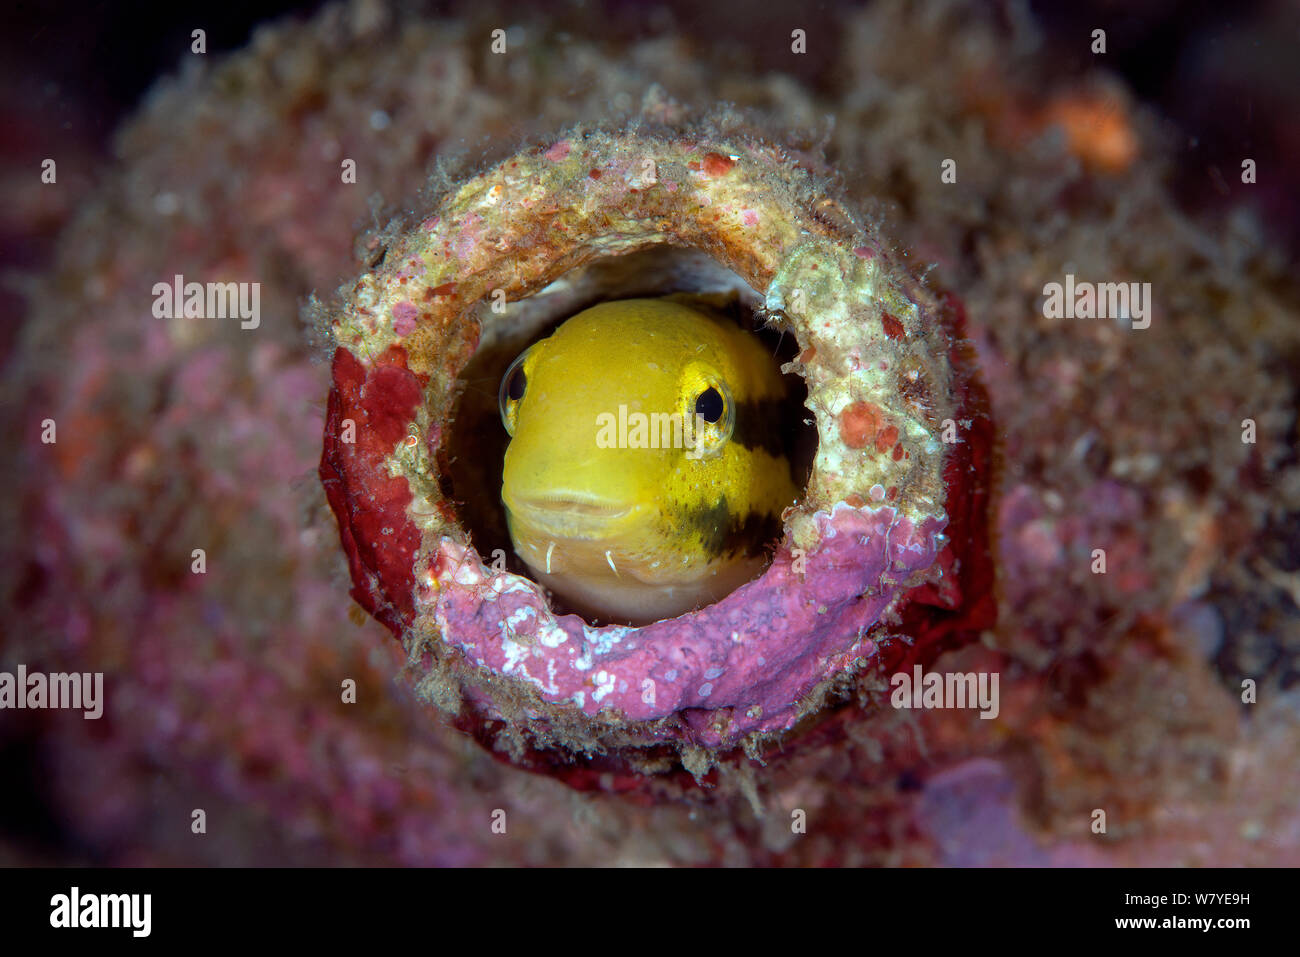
[498,350,530,434]
[695,386,725,423]
[506,364,526,401]
[687,379,734,451]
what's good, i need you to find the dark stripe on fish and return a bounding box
[730,395,792,459]
[731,394,810,487]
[681,496,784,560]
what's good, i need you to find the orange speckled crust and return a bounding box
[838,401,883,450]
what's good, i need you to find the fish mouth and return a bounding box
[503,492,640,538]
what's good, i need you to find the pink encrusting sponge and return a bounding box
[318,121,995,784]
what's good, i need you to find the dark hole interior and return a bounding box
[441,248,818,624]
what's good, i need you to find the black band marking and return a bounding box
[682,496,783,560]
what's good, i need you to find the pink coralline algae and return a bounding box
[428,506,941,742]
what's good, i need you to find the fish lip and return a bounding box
[503,492,640,536]
[523,497,632,517]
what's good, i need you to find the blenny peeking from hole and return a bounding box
[497,295,802,625]
[321,127,988,769]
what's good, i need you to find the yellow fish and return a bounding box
[499,296,800,625]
